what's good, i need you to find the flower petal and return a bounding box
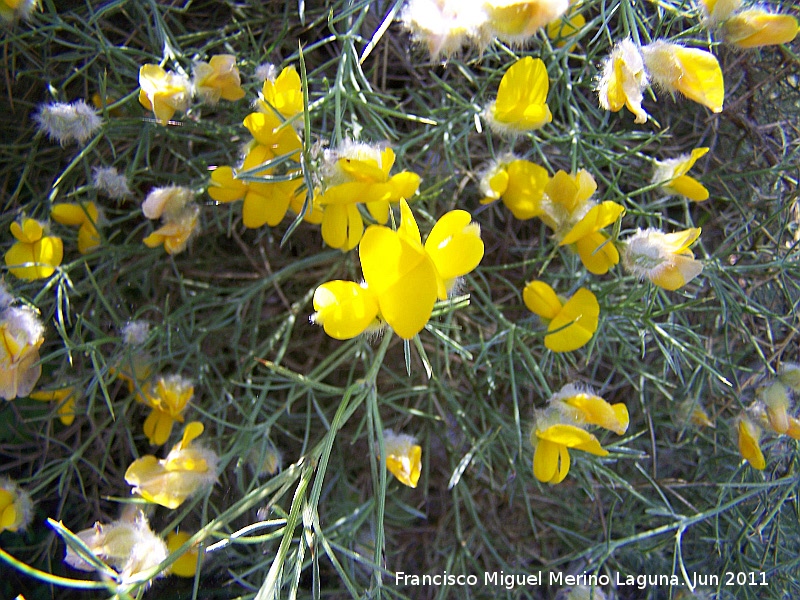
[312,281,380,340]
[545,288,599,352]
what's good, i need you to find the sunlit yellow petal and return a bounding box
[320,203,363,251]
[360,225,437,339]
[166,531,200,577]
[533,438,561,483]
[501,160,549,220]
[559,202,625,246]
[312,281,380,340]
[564,394,629,435]
[424,210,484,298]
[491,57,552,131]
[386,443,422,488]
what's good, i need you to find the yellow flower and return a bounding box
[479,157,550,220]
[138,64,192,125]
[596,38,649,124]
[5,218,63,280]
[546,9,586,50]
[551,384,629,436]
[622,227,704,291]
[382,430,422,488]
[737,416,765,470]
[125,421,218,509]
[652,147,710,202]
[193,55,245,104]
[63,509,168,583]
[208,142,303,229]
[141,375,194,446]
[485,57,552,134]
[558,201,624,275]
[259,65,303,120]
[0,300,44,401]
[531,420,607,484]
[483,0,569,43]
[722,9,798,49]
[540,169,597,232]
[142,185,193,220]
[289,193,324,225]
[312,200,483,340]
[51,202,101,254]
[317,145,421,250]
[522,281,599,352]
[641,41,724,114]
[760,380,791,435]
[0,477,33,533]
[166,531,200,578]
[248,443,283,477]
[29,386,77,426]
[361,199,483,337]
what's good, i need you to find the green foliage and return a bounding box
[1,0,799,599]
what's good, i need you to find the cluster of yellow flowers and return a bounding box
[208,66,308,229]
[138,55,245,125]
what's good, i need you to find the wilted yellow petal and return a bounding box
[723,10,798,48]
[737,418,765,470]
